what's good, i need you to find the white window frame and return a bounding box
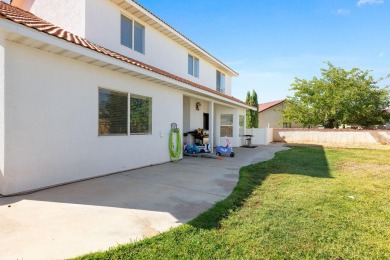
[188,54,199,78]
[120,14,145,54]
[220,114,233,137]
[216,71,225,93]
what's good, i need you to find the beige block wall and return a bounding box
[273,129,390,146]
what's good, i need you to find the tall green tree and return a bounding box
[283,62,390,128]
[246,90,259,128]
[246,91,252,128]
[251,90,259,127]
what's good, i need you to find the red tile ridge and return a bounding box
[0,2,252,108]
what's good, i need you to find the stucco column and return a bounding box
[209,101,214,151]
[0,31,6,194]
[234,108,240,147]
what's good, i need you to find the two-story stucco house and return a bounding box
[0,0,254,195]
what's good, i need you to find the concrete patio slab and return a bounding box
[0,144,288,259]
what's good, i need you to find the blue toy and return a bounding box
[184,144,199,154]
[215,137,235,157]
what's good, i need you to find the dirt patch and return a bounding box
[338,162,390,178]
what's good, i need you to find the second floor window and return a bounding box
[134,21,145,54]
[121,14,145,54]
[216,71,225,93]
[188,54,199,77]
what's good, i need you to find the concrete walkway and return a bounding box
[0,144,288,259]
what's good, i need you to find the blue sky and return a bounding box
[137,0,390,103]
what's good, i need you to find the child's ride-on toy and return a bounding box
[216,137,235,157]
[184,144,199,154]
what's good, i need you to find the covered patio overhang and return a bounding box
[183,93,250,150]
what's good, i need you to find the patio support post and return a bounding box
[234,108,239,147]
[209,101,214,152]
[0,31,5,195]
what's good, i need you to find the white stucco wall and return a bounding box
[189,98,209,131]
[183,96,191,133]
[1,41,183,195]
[12,0,234,96]
[246,128,273,145]
[12,0,87,37]
[84,0,233,95]
[0,32,5,192]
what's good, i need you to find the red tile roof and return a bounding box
[258,99,286,113]
[384,108,390,114]
[0,2,252,108]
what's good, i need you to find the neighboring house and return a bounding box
[0,0,254,195]
[258,99,302,128]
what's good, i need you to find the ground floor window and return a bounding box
[98,88,152,135]
[239,115,245,136]
[130,94,152,134]
[283,122,292,128]
[99,88,128,135]
[220,114,233,137]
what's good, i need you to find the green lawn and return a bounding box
[75,146,390,259]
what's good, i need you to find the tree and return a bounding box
[246,91,252,128]
[283,62,390,128]
[251,90,259,127]
[246,90,259,128]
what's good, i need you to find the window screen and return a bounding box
[130,94,152,134]
[188,54,199,77]
[216,71,225,93]
[121,15,132,49]
[188,55,194,75]
[194,57,199,77]
[99,88,128,135]
[134,21,145,54]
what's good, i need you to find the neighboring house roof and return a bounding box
[0,2,253,109]
[384,108,390,114]
[258,99,286,113]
